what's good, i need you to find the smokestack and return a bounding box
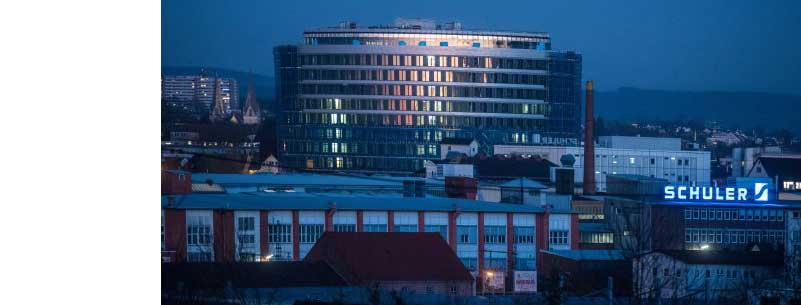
[583,81,596,195]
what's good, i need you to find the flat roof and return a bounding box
[191,173,444,187]
[162,192,544,213]
[304,28,549,39]
[542,250,626,261]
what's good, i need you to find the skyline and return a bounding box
[162,0,801,95]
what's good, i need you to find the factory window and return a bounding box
[299,224,324,243]
[460,257,477,271]
[484,253,507,270]
[187,217,212,247]
[515,255,536,271]
[394,224,417,232]
[549,230,569,246]
[363,224,388,232]
[425,225,448,241]
[581,232,613,244]
[484,226,506,244]
[514,226,535,244]
[334,224,356,232]
[268,224,292,243]
[236,216,257,254]
[187,252,212,262]
[457,225,477,244]
[650,158,655,165]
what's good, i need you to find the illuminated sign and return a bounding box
[664,183,770,202]
[514,271,537,292]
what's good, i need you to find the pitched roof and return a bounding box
[753,156,801,180]
[161,261,349,289]
[304,232,474,283]
[475,158,556,179]
[654,249,783,266]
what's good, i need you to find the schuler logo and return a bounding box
[754,183,769,201]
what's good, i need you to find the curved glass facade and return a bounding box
[275,27,581,173]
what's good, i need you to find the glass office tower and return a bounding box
[275,21,582,173]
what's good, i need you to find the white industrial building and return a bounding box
[495,136,711,192]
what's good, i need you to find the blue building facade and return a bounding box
[275,21,582,173]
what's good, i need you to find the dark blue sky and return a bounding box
[162,0,801,94]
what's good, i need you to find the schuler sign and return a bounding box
[664,183,769,202]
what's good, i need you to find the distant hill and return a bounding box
[595,88,801,134]
[161,66,275,109]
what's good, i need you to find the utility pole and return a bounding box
[607,276,613,305]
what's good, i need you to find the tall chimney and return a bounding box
[583,81,596,195]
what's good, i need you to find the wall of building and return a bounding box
[162,207,572,293]
[786,208,801,286]
[381,280,475,297]
[275,34,582,173]
[634,252,783,301]
[495,145,711,192]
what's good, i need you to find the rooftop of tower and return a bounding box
[305,18,550,40]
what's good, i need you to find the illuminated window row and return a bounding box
[685,228,784,245]
[684,207,784,222]
[301,84,546,100]
[295,156,424,172]
[301,54,548,70]
[302,98,549,115]
[285,112,548,129]
[306,36,548,50]
[285,127,444,142]
[301,69,546,85]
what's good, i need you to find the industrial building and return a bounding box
[274,19,582,173]
[160,171,579,293]
[495,136,711,192]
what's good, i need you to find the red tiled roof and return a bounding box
[304,232,473,283]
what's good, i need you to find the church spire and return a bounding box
[242,80,261,125]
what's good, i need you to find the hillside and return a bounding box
[594,88,801,134]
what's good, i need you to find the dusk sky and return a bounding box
[162,0,801,95]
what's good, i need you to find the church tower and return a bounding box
[242,82,261,125]
[209,78,229,123]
